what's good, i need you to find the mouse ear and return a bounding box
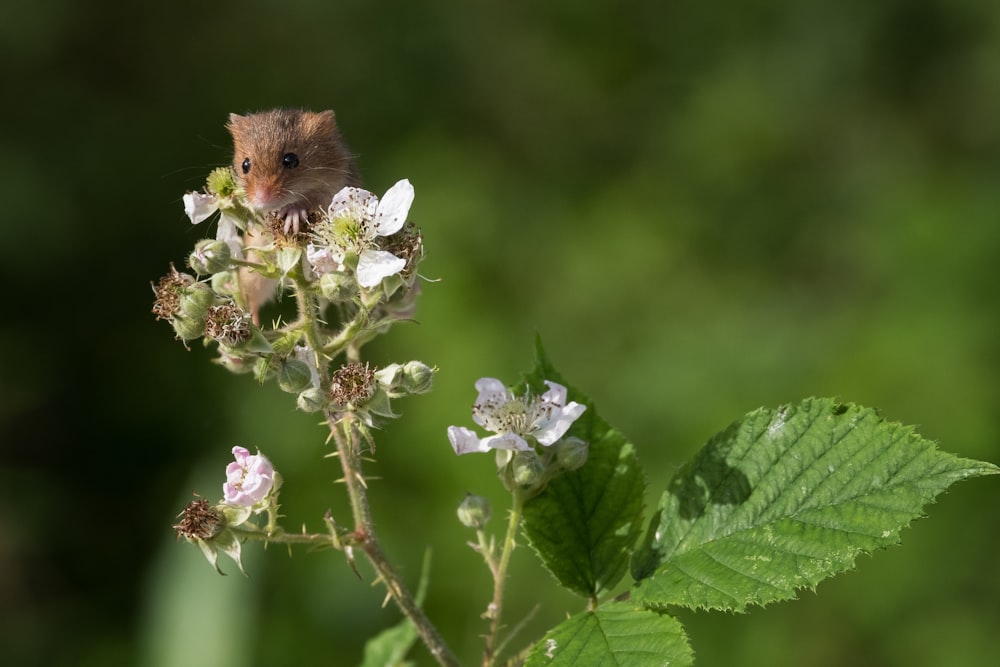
[309,110,337,134]
[226,113,245,130]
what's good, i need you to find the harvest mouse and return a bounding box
[226,108,362,323]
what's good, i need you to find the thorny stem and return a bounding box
[482,491,525,667]
[328,411,459,667]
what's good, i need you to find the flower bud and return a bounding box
[457,493,491,530]
[511,451,545,488]
[400,361,435,395]
[277,358,313,393]
[171,314,206,341]
[554,437,589,471]
[296,387,328,413]
[319,271,355,301]
[177,282,216,321]
[189,239,232,275]
[211,270,241,299]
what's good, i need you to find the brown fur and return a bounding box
[226,109,361,324]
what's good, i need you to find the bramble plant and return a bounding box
[154,167,998,667]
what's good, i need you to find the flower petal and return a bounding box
[329,186,377,221]
[448,426,490,455]
[541,381,568,406]
[217,211,244,259]
[306,243,344,276]
[184,192,218,224]
[481,433,533,451]
[356,249,406,288]
[374,179,414,236]
[534,401,587,446]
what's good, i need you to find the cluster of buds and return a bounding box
[153,170,430,419]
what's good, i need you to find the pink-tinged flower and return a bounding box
[222,446,275,507]
[448,378,586,455]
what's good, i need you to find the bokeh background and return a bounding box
[1,0,998,665]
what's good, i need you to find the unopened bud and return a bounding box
[171,314,206,341]
[177,282,216,321]
[211,270,240,299]
[554,437,589,471]
[189,239,232,275]
[511,451,545,488]
[457,493,491,529]
[400,361,435,395]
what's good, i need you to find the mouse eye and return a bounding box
[282,153,300,169]
[241,157,251,174]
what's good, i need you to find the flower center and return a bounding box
[475,392,554,437]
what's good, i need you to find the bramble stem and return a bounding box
[328,411,459,667]
[482,491,525,667]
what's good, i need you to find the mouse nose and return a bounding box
[248,184,279,211]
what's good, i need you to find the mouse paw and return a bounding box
[278,204,309,235]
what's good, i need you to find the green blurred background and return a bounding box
[1,0,998,665]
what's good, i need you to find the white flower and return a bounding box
[311,179,414,288]
[447,378,586,455]
[222,446,275,507]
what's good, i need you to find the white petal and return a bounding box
[481,433,533,451]
[356,249,406,288]
[534,402,587,446]
[184,192,218,224]
[217,211,243,259]
[305,244,344,276]
[541,381,568,406]
[448,426,490,455]
[474,377,508,399]
[329,186,378,221]
[374,179,413,236]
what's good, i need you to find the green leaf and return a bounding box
[632,397,999,612]
[523,602,693,666]
[521,338,646,597]
[359,620,416,667]
[358,549,432,667]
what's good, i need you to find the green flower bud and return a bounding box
[188,239,232,275]
[177,282,215,321]
[297,387,327,413]
[319,272,355,302]
[457,493,491,530]
[554,437,589,471]
[211,270,240,299]
[511,451,545,489]
[277,358,313,393]
[400,361,435,395]
[171,314,205,341]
